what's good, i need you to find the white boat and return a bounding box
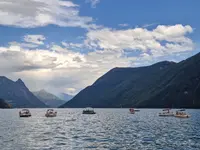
[129,108,135,114]
[19,109,31,117]
[82,107,96,114]
[158,109,174,117]
[45,109,57,117]
[174,110,190,118]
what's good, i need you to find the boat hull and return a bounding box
[174,115,190,118]
[82,111,96,114]
[45,114,57,117]
[19,114,31,117]
[159,113,174,117]
[45,112,57,117]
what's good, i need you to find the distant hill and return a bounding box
[0,98,11,108]
[33,90,66,108]
[0,77,46,108]
[57,93,73,102]
[61,52,200,108]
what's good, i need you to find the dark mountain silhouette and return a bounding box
[61,52,200,108]
[33,89,66,108]
[0,98,11,108]
[0,77,46,108]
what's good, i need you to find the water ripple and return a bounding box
[0,109,200,150]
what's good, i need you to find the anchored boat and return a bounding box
[19,109,31,117]
[159,108,174,117]
[82,107,96,114]
[174,110,190,118]
[45,109,57,117]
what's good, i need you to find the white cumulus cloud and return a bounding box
[0,0,96,29]
[24,35,46,45]
[85,24,194,57]
[0,24,196,95]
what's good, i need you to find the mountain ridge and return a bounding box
[61,53,200,108]
[0,77,46,108]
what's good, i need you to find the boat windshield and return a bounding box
[22,109,29,112]
[47,109,54,112]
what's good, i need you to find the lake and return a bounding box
[0,109,200,150]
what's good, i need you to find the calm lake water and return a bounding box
[0,109,200,150]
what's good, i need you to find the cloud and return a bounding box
[0,24,195,95]
[85,0,100,8]
[0,0,96,29]
[62,42,84,49]
[119,23,129,27]
[9,41,38,49]
[24,35,46,45]
[0,41,132,94]
[85,24,194,57]
[65,88,76,95]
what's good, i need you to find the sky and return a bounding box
[0,0,200,95]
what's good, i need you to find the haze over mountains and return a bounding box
[57,93,73,102]
[33,90,66,108]
[61,52,200,108]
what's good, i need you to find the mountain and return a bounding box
[0,77,46,108]
[33,90,66,108]
[61,52,200,108]
[0,98,11,108]
[57,93,73,102]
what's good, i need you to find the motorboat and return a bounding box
[129,108,135,114]
[45,109,57,117]
[174,110,190,118]
[158,108,174,117]
[82,107,96,114]
[19,109,31,117]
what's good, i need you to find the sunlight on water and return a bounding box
[0,109,200,150]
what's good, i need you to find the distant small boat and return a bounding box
[158,108,174,117]
[19,109,31,117]
[174,110,190,118]
[82,107,96,114]
[129,108,135,114]
[45,109,57,117]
